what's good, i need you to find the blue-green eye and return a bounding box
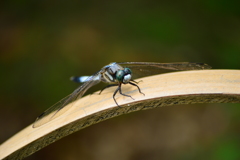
[116,70,124,82]
[124,68,131,74]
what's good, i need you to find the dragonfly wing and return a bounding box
[117,62,211,79]
[33,72,101,128]
[33,94,72,128]
[117,62,211,70]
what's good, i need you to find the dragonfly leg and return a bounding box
[118,83,134,100]
[99,84,118,95]
[131,79,143,84]
[113,85,120,107]
[129,81,145,96]
[113,83,135,107]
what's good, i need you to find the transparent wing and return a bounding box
[33,72,101,128]
[117,62,211,78]
[117,62,211,70]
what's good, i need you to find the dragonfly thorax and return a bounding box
[116,68,132,84]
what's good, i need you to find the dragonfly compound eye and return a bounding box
[116,70,125,82]
[124,68,132,74]
[123,74,131,84]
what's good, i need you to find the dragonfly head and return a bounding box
[116,68,132,84]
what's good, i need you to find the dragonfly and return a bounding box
[33,62,211,128]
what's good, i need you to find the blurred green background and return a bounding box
[1,0,240,160]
